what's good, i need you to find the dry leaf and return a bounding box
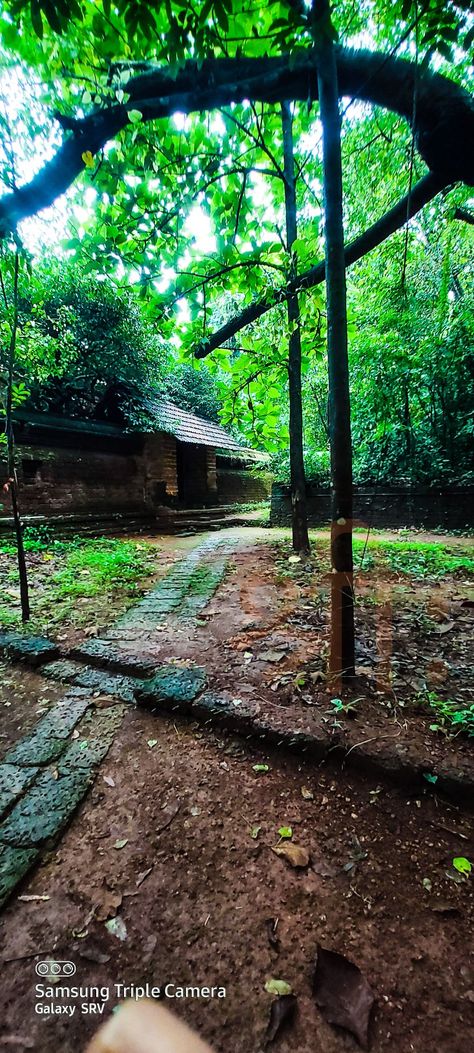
[313,945,375,1049]
[17,894,50,902]
[435,621,455,634]
[301,786,314,800]
[264,994,298,1046]
[94,886,123,922]
[266,917,280,953]
[157,799,181,833]
[260,650,287,663]
[272,844,310,869]
[103,775,115,787]
[135,867,153,888]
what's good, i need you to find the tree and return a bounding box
[281,100,310,553]
[0,0,472,671]
[0,246,30,621]
[313,0,354,677]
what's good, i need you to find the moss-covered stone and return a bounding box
[0,632,59,667]
[0,764,39,818]
[5,692,91,767]
[0,843,39,908]
[136,665,207,711]
[73,638,157,678]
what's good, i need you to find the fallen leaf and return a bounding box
[288,555,301,564]
[94,887,123,922]
[251,825,261,839]
[77,943,111,965]
[17,894,50,902]
[157,800,181,833]
[147,739,158,748]
[253,764,270,774]
[113,838,128,850]
[278,826,293,839]
[435,621,455,634]
[265,979,293,996]
[105,917,127,941]
[313,945,375,1049]
[103,775,115,787]
[136,867,153,888]
[301,786,314,800]
[260,650,287,663]
[264,994,298,1046]
[266,917,280,953]
[272,844,310,869]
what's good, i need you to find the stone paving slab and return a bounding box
[4,690,92,767]
[136,665,207,712]
[0,764,40,819]
[0,632,59,667]
[0,768,94,847]
[42,660,140,703]
[0,707,124,871]
[42,659,85,682]
[72,638,158,678]
[0,843,40,907]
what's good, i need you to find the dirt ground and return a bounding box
[1,527,473,1052]
[1,704,473,1053]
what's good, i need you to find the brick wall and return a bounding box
[142,432,178,506]
[0,444,145,516]
[217,467,272,505]
[270,483,474,531]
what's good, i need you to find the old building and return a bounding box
[0,400,271,528]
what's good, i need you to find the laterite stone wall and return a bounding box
[270,483,474,531]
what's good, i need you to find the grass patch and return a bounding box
[276,532,473,578]
[356,539,474,576]
[0,534,158,635]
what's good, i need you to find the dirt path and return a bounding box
[1,527,473,1052]
[1,702,473,1053]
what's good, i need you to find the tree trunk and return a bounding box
[4,251,30,622]
[280,100,310,554]
[314,1,355,679]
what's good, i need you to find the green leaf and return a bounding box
[253,763,269,773]
[453,857,472,875]
[278,826,293,839]
[265,979,293,996]
[127,109,143,124]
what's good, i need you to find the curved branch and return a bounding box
[0,47,472,235]
[194,171,446,358]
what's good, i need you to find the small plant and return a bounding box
[423,691,474,737]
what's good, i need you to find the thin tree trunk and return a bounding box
[280,100,310,554]
[314,0,355,678]
[4,251,30,621]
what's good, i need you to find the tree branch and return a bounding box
[194,171,446,358]
[0,47,472,235]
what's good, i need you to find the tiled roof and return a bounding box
[148,398,265,459]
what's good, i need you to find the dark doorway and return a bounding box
[176,442,209,507]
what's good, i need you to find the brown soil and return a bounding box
[1,528,473,1053]
[1,702,473,1053]
[0,662,64,752]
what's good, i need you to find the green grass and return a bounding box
[353,539,474,576]
[277,532,473,578]
[0,534,157,634]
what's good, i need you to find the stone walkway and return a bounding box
[0,535,232,907]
